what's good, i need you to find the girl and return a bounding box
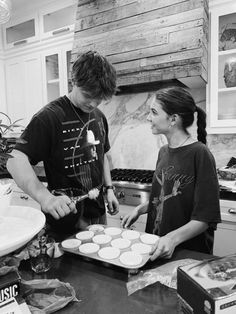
[122,86,221,260]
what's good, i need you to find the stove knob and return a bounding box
[117,191,125,199]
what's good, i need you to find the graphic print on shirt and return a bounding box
[61,118,101,191]
[152,166,194,234]
[98,119,105,140]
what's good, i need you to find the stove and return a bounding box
[111,168,154,206]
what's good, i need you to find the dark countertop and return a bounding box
[19,249,212,314]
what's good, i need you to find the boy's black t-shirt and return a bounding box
[15,95,110,219]
[146,142,221,254]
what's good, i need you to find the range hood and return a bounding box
[72,0,208,90]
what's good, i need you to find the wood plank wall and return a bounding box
[71,0,208,88]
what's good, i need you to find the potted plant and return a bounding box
[0,112,25,177]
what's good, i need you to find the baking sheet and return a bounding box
[60,226,155,271]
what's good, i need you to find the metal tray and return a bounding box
[59,226,155,271]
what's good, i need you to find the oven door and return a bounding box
[106,204,147,232]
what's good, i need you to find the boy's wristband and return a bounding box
[103,185,115,193]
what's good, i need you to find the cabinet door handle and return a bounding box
[52,27,70,35]
[13,39,27,46]
[228,208,236,214]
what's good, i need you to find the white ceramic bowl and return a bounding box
[0,205,45,257]
[61,239,81,250]
[76,231,94,242]
[104,227,122,237]
[92,234,112,246]
[140,234,159,245]
[79,243,100,254]
[111,238,131,250]
[98,247,120,260]
[87,224,105,233]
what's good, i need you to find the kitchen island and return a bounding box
[19,249,212,314]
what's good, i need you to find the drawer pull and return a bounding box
[13,39,27,46]
[52,27,70,35]
[228,208,236,214]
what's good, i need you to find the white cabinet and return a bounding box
[3,14,39,49]
[5,59,25,122]
[39,1,77,40]
[208,0,236,133]
[106,204,147,232]
[42,44,73,103]
[5,43,73,124]
[213,199,236,256]
[2,1,75,124]
[5,53,43,126]
[2,1,77,49]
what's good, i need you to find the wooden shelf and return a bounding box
[219,48,236,56]
[219,87,236,92]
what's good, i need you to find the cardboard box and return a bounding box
[177,254,236,313]
[0,297,31,314]
[0,271,21,304]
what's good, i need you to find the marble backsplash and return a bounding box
[99,89,235,170]
[208,134,236,168]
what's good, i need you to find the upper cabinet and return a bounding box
[2,0,77,50]
[39,1,77,40]
[3,13,39,49]
[209,0,236,133]
[2,0,76,126]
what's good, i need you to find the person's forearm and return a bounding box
[7,150,51,205]
[136,201,149,215]
[166,220,208,247]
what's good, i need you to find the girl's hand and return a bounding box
[121,208,139,228]
[149,235,176,261]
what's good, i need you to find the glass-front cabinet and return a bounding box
[209,2,236,133]
[3,14,39,48]
[42,44,72,103]
[45,53,60,102]
[66,51,73,93]
[39,1,77,39]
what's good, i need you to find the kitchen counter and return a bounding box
[19,249,212,314]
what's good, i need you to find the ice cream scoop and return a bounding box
[69,188,100,203]
[52,187,100,204]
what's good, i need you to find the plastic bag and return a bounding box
[0,255,21,276]
[127,258,198,295]
[21,278,78,314]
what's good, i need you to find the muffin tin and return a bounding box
[60,225,159,271]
